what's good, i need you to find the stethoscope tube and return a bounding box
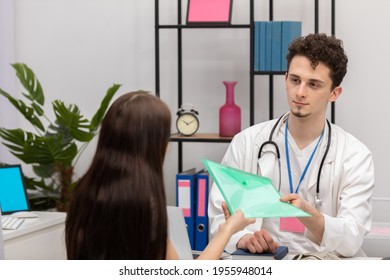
[257,115,283,191]
[257,114,331,208]
[315,119,331,207]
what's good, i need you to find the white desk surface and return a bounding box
[3,211,66,240]
[3,211,67,260]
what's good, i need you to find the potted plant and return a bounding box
[0,63,121,211]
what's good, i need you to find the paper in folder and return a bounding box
[202,159,311,218]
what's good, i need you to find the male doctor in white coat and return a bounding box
[208,33,375,257]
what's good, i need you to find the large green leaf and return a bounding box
[12,63,45,106]
[23,176,59,209]
[0,89,45,131]
[53,100,95,142]
[23,136,78,167]
[0,128,27,149]
[90,83,121,132]
[23,175,56,193]
[0,128,77,166]
[0,129,36,161]
[47,121,74,146]
[32,163,56,179]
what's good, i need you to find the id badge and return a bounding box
[280,217,305,233]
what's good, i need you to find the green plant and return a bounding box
[0,63,121,211]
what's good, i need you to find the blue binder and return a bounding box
[254,21,261,71]
[259,21,267,71]
[265,21,273,71]
[281,21,302,71]
[271,21,282,71]
[176,168,197,249]
[194,170,209,251]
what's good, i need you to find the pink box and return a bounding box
[187,0,233,24]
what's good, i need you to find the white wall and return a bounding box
[1,0,389,222]
[0,0,16,163]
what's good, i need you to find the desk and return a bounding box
[3,211,67,260]
[361,222,390,258]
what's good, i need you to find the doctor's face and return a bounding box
[285,55,341,119]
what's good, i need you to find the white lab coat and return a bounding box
[208,114,375,257]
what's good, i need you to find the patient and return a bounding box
[65,91,254,260]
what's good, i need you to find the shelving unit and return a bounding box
[155,0,336,172]
[253,0,336,120]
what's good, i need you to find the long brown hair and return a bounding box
[65,91,171,259]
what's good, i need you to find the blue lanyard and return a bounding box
[285,118,324,194]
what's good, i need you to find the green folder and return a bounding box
[203,159,311,218]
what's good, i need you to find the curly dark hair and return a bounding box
[286,33,348,89]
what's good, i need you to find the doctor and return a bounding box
[208,33,375,257]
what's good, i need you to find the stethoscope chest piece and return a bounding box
[314,194,322,209]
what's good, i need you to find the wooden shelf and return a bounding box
[170,133,233,143]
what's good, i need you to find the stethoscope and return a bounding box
[257,114,332,208]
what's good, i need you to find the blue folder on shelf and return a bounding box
[254,21,261,71]
[271,21,282,71]
[202,159,311,218]
[176,168,197,249]
[281,21,302,71]
[265,21,272,71]
[259,21,267,71]
[194,170,209,251]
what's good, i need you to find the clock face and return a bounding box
[176,112,199,136]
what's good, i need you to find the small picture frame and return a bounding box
[186,0,233,25]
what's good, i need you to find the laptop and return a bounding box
[167,206,194,260]
[0,208,4,259]
[0,165,30,214]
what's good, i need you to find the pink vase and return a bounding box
[219,81,241,137]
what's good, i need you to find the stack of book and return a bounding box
[254,21,302,72]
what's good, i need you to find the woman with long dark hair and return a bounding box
[65,91,254,259]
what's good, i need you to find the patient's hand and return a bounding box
[222,202,255,235]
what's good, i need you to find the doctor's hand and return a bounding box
[236,229,278,254]
[280,193,313,213]
[221,202,255,235]
[280,193,325,243]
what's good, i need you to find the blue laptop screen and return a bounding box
[0,165,30,214]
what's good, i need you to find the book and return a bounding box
[281,21,302,71]
[231,246,289,260]
[254,21,261,71]
[259,21,267,71]
[265,21,272,71]
[271,21,282,71]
